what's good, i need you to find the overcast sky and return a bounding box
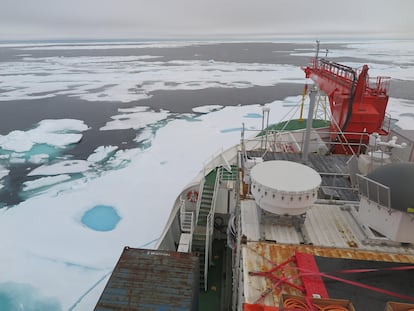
[1,0,413,41]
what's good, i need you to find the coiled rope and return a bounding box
[283,297,350,311]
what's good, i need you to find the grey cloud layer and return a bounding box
[1,0,413,39]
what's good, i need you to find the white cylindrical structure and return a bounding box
[250,160,321,215]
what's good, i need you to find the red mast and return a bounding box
[303,49,391,154]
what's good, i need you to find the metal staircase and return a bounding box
[191,166,238,290]
[220,165,238,181]
[180,198,194,233]
[192,183,214,288]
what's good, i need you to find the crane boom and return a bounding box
[303,57,390,154]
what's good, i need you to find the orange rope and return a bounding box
[283,298,312,310]
[283,298,350,311]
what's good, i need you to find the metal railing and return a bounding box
[220,165,237,181]
[204,167,221,291]
[179,198,194,234]
[243,127,370,156]
[317,58,356,82]
[232,150,243,311]
[309,58,390,95]
[356,174,391,208]
[381,112,392,134]
[368,75,391,94]
[195,179,205,225]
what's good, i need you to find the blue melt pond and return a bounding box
[243,113,262,118]
[81,205,121,232]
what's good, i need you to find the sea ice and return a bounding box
[0,166,9,179]
[192,105,224,113]
[28,160,91,176]
[23,175,72,191]
[100,108,170,131]
[15,41,202,50]
[87,146,118,163]
[28,154,50,164]
[0,119,88,153]
[0,55,303,103]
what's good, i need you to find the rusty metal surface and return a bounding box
[95,247,199,311]
[242,242,414,307]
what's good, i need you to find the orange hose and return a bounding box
[283,297,350,311]
[283,298,311,310]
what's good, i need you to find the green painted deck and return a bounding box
[204,168,218,186]
[199,239,232,311]
[258,118,330,135]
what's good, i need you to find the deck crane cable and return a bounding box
[272,95,307,133]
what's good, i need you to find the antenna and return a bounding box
[315,40,320,59]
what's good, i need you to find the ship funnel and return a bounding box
[250,160,321,215]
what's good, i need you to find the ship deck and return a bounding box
[240,151,414,310]
[240,198,414,310]
[241,242,414,310]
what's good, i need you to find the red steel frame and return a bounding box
[303,58,390,154]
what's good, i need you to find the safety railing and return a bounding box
[356,174,391,208]
[309,58,356,82]
[243,127,370,156]
[204,167,221,291]
[381,112,392,134]
[179,198,194,234]
[220,164,237,181]
[195,179,205,225]
[368,75,391,95]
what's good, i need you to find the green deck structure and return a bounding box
[199,240,232,311]
[258,119,330,135]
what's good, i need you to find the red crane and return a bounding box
[303,50,391,154]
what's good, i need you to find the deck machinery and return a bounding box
[303,44,391,154]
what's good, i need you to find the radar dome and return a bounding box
[250,160,321,215]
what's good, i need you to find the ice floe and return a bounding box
[0,166,9,179]
[0,56,303,102]
[23,175,72,191]
[14,41,204,50]
[28,154,50,164]
[192,105,224,113]
[28,160,91,176]
[0,119,88,153]
[100,107,170,130]
[87,146,118,163]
